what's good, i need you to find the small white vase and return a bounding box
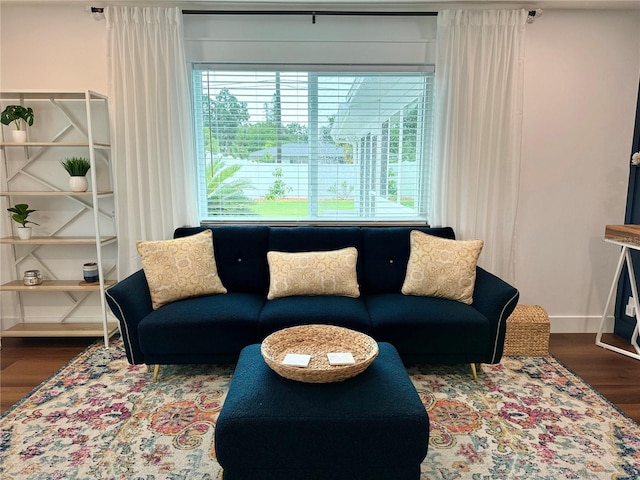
[11,130,27,143]
[17,226,32,240]
[69,176,88,192]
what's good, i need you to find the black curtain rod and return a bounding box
[88,7,539,26]
[95,8,539,23]
[182,10,438,24]
[181,9,540,23]
[182,10,438,16]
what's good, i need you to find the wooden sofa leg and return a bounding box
[153,364,160,382]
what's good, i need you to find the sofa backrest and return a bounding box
[174,225,455,295]
[360,226,455,294]
[174,225,271,294]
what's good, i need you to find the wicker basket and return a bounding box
[503,304,550,356]
[261,325,379,383]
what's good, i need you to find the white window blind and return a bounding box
[185,13,436,223]
[193,67,433,222]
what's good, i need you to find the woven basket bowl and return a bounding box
[261,324,379,383]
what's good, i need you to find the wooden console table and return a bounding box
[596,225,640,360]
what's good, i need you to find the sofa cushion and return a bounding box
[259,296,371,337]
[268,225,362,280]
[401,230,483,305]
[174,225,270,294]
[360,227,455,294]
[266,247,360,300]
[138,293,263,358]
[137,230,227,309]
[366,293,489,359]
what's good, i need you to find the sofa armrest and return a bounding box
[472,267,519,363]
[105,269,153,364]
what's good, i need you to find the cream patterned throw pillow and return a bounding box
[401,230,484,304]
[137,229,227,309]
[267,247,360,300]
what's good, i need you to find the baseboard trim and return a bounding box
[549,315,613,334]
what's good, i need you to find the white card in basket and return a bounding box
[327,352,355,366]
[282,353,311,367]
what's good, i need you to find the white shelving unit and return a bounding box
[0,90,118,346]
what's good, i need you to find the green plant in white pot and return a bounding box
[61,157,91,192]
[7,203,39,240]
[0,105,35,143]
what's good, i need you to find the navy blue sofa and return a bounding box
[105,226,519,369]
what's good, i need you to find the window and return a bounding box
[192,66,434,223]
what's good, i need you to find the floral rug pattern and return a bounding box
[1,341,639,479]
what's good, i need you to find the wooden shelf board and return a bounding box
[0,280,116,291]
[0,90,108,100]
[0,236,116,245]
[0,191,113,196]
[605,224,640,247]
[0,322,119,338]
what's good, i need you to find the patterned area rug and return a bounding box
[1,340,639,480]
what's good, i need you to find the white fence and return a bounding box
[223,159,419,201]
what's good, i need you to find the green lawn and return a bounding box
[250,199,355,217]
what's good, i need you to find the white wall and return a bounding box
[0,4,107,91]
[184,12,437,64]
[1,4,639,332]
[517,9,640,332]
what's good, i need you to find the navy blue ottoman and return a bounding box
[215,342,430,480]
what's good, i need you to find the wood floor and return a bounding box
[548,333,640,423]
[2,333,639,423]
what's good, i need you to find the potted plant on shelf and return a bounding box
[0,105,35,143]
[61,157,91,192]
[7,203,39,240]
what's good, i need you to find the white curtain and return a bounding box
[106,6,198,278]
[431,10,528,283]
